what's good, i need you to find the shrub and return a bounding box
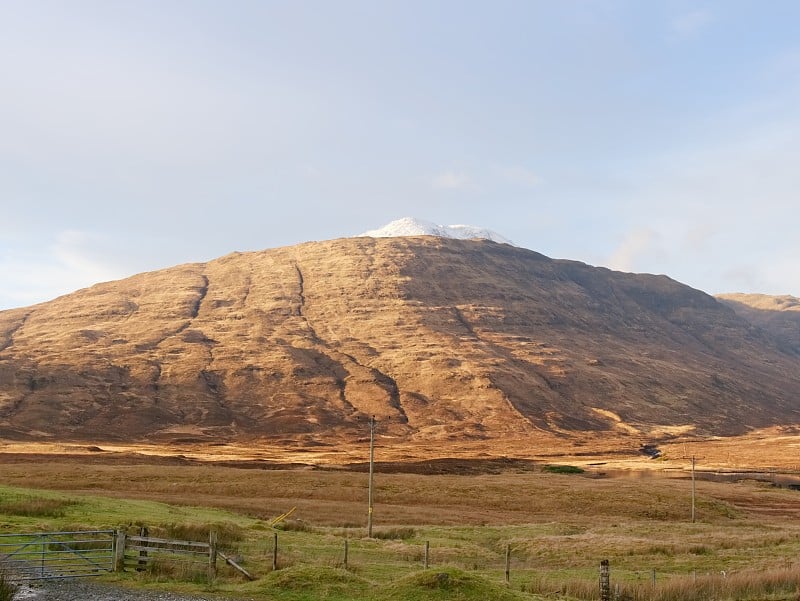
[277,519,314,533]
[542,464,585,474]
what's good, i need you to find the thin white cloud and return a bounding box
[606,228,659,273]
[0,230,126,309]
[51,230,122,283]
[432,171,471,190]
[608,93,800,295]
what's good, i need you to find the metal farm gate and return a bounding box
[0,530,115,580]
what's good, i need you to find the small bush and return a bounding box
[542,464,585,474]
[278,519,314,533]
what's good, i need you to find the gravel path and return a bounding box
[15,580,256,601]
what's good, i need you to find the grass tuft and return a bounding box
[386,568,530,600]
[372,527,416,540]
[260,564,370,598]
[0,572,17,601]
[145,556,209,584]
[0,497,76,518]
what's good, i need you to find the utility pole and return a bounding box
[367,415,376,537]
[691,455,696,523]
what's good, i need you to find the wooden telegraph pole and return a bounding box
[691,455,696,523]
[367,415,376,538]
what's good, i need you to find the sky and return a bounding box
[2,1,800,310]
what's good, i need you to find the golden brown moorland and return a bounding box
[1,435,800,601]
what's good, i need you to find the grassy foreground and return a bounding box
[1,459,800,600]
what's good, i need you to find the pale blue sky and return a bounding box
[2,1,799,309]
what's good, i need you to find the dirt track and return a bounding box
[17,580,245,601]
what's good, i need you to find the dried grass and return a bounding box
[0,496,75,518]
[0,572,17,601]
[526,566,800,601]
[3,456,800,600]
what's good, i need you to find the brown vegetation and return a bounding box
[0,448,798,527]
[0,237,799,452]
[2,446,800,600]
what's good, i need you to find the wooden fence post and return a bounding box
[137,527,148,572]
[599,559,610,601]
[208,530,218,581]
[343,538,348,570]
[272,532,278,571]
[424,541,429,569]
[505,544,511,584]
[114,530,127,572]
[39,535,45,578]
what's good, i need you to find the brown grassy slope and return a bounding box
[0,237,799,444]
[717,293,800,356]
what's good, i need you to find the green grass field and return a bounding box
[1,460,800,600]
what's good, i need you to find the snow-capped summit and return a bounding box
[358,217,514,245]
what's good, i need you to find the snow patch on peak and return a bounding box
[358,217,514,245]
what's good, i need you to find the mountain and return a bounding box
[359,217,513,245]
[0,236,799,444]
[716,293,800,356]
